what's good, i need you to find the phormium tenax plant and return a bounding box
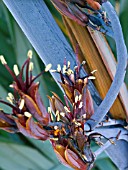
[0,51,115,170]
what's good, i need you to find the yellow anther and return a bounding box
[79,102,83,109]
[24,111,32,118]
[29,62,34,71]
[45,63,52,72]
[88,76,96,80]
[60,112,65,117]
[9,84,14,88]
[50,69,56,73]
[6,97,13,104]
[56,110,59,116]
[91,69,97,74]
[82,61,86,65]
[78,94,82,101]
[13,64,19,76]
[8,93,14,100]
[64,106,70,112]
[67,61,70,68]
[82,154,88,161]
[57,113,60,122]
[75,121,81,126]
[19,99,25,110]
[63,65,67,73]
[57,64,61,72]
[0,55,7,65]
[48,107,52,113]
[27,50,33,58]
[82,114,86,119]
[50,138,58,141]
[75,95,79,103]
[54,126,58,130]
[67,69,73,75]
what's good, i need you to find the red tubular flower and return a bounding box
[0,52,51,140]
[0,53,97,169]
[51,0,103,26]
[48,60,96,169]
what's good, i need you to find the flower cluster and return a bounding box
[51,0,111,36]
[0,52,97,169]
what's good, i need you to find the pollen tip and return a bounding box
[27,50,33,59]
[79,102,83,109]
[75,95,79,103]
[8,93,14,100]
[9,84,14,88]
[13,64,20,76]
[50,69,56,73]
[29,62,34,71]
[60,112,65,117]
[48,107,52,113]
[6,96,13,104]
[67,61,70,67]
[24,111,32,118]
[88,76,96,80]
[91,70,97,74]
[57,64,61,72]
[19,99,25,110]
[82,61,86,65]
[45,63,52,72]
[64,106,70,113]
[0,55,7,65]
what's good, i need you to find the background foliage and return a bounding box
[0,0,127,169]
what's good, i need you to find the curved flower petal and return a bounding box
[65,148,87,170]
[54,144,71,168]
[22,93,49,125]
[51,0,86,26]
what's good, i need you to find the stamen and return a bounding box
[50,69,56,73]
[75,95,79,103]
[29,62,34,71]
[48,107,54,121]
[50,138,58,141]
[78,94,82,101]
[79,102,83,109]
[19,99,25,110]
[13,64,20,76]
[8,93,14,100]
[88,76,96,80]
[82,61,86,65]
[0,55,7,65]
[57,64,61,72]
[64,106,70,113]
[91,70,97,74]
[60,112,65,117]
[75,121,81,126]
[82,154,88,161]
[54,126,58,130]
[63,65,67,74]
[24,111,32,118]
[48,107,52,113]
[82,114,86,119]
[9,84,14,88]
[67,69,73,75]
[45,63,52,72]
[6,97,13,104]
[67,61,70,68]
[27,50,33,59]
[56,110,59,116]
[57,113,60,122]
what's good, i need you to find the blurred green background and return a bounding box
[0,0,127,170]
